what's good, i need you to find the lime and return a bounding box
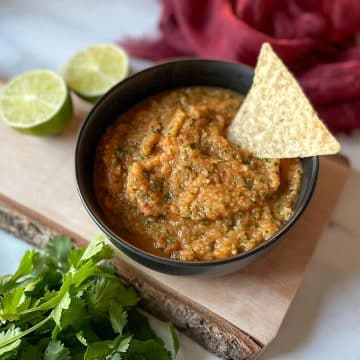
[64,44,129,102]
[0,70,73,136]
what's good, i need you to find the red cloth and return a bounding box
[122,0,360,133]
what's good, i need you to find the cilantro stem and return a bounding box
[0,313,52,349]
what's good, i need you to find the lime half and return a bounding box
[64,44,129,102]
[0,70,73,136]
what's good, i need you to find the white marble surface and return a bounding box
[0,1,359,359]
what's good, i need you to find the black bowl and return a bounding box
[75,59,319,276]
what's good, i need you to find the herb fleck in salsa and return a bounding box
[94,87,302,261]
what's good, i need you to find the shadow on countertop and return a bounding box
[261,169,360,360]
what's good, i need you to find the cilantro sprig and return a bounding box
[0,235,179,359]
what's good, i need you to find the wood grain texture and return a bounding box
[0,80,350,359]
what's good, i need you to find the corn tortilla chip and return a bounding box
[228,43,340,158]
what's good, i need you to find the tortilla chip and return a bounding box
[227,43,340,158]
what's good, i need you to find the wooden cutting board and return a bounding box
[0,80,350,359]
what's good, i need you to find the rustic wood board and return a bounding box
[0,80,350,359]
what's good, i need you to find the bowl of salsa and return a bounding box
[75,59,318,276]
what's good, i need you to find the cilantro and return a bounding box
[0,235,178,359]
[44,340,70,360]
[168,323,179,356]
[125,338,170,360]
[0,249,36,295]
[11,249,36,282]
[52,291,71,328]
[47,236,73,270]
[84,335,132,360]
[76,331,88,347]
[60,298,88,332]
[0,326,21,356]
[109,305,127,335]
[71,260,98,288]
[0,287,26,321]
[83,339,114,359]
[67,248,85,268]
[79,234,112,264]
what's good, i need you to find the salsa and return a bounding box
[94,87,302,261]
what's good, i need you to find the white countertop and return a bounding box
[0,1,359,359]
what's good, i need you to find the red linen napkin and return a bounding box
[122,0,360,133]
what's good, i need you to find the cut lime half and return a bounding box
[0,70,73,136]
[64,44,129,102]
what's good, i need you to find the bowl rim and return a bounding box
[75,58,319,268]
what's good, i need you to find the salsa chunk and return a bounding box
[94,87,302,261]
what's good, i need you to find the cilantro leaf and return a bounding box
[60,298,88,331]
[44,340,70,360]
[97,262,117,276]
[67,248,85,268]
[107,336,132,359]
[51,326,61,342]
[168,323,179,356]
[87,278,139,315]
[76,331,88,347]
[84,335,132,360]
[73,281,93,299]
[0,250,36,295]
[0,326,21,356]
[0,275,12,294]
[71,260,98,288]
[125,338,171,360]
[114,336,132,353]
[11,249,36,282]
[47,236,73,269]
[27,273,72,313]
[52,291,71,327]
[109,305,127,335]
[0,287,26,321]
[80,233,113,264]
[84,339,114,359]
[31,252,63,295]
[114,285,139,308]
[107,354,122,360]
[77,324,100,344]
